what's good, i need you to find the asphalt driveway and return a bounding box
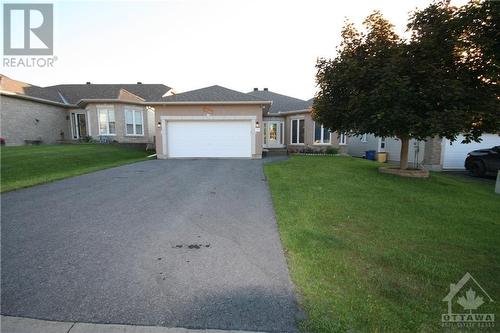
[1,159,299,332]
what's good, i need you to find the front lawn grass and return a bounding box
[265,156,500,333]
[1,144,151,192]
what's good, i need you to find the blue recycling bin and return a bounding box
[365,150,376,160]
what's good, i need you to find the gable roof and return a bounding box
[0,75,65,103]
[45,83,171,104]
[161,85,269,103]
[0,74,171,106]
[247,89,311,113]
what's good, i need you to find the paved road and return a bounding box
[1,160,299,332]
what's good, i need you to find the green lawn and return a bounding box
[265,156,500,333]
[1,144,151,192]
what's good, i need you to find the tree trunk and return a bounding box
[399,137,410,170]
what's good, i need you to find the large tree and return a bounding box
[313,0,499,170]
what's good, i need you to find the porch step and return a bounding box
[263,148,288,157]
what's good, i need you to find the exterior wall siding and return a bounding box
[348,134,424,166]
[0,95,69,146]
[155,104,264,159]
[348,134,379,158]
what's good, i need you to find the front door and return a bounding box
[264,121,284,148]
[77,114,87,138]
[72,113,87,139]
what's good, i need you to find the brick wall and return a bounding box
[422,136,443,170]
[0,95,69,146]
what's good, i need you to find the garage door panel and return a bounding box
[443,134,500,169]
[167,121,252,158]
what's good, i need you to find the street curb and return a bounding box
[0,316,267,333]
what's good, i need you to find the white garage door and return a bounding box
[443,134,500,169]
[166,120,252,158]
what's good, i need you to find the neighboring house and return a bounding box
[1,75,348,158]
[348,133,500,170]
[348,135,425,168]
[0,74,171,146]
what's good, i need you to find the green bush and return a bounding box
[325,147,338,154]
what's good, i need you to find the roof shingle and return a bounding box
[162,85,268,102]
[46,83,171,104]
[1,75,171,105]
[247,90,311,113]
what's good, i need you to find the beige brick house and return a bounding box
[1,75,348,158]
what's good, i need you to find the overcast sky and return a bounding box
[1,0,465,100]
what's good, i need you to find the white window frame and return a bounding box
[313,122,331,145]
[378,137,386,152]
[339,133,347,145]
[290,118,305,145]
[97,106,116,136]
[124,108,144,136]
[361,133,367,143]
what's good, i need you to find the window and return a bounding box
[379,137,386,151]
[339,133,347,145]
[314,122,331,144]
[291,118,304,144]
[98,107,115,135]
[361,134,367,143]
[125,109,144,136]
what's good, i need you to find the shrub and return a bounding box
[325,147,338,154]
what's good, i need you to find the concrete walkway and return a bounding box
[0,316,265,333]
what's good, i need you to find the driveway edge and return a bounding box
[0,315,267,333]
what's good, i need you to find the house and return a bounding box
[1,75,348,158]
[348,135,425,168]
[0,74,171,146]
[348,133,500,170]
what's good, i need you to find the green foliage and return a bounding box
[313,0,499,147]
[325,147,338,154]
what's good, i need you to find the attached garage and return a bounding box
[442,134,500,169]
[166,120,252,158]
[152,85,271,159]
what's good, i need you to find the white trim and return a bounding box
[97,106,116,136]
[377,137,386,151]
[86,110,91,136]
[290,118,305,144]
[277,109,311,115]
[160,115,257,121]
[70,111,88,139]
[160,115,257,158]
[339,133,347,146]
[313,121,331,145]
[263,120,285,148]
[124,108,145,136]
